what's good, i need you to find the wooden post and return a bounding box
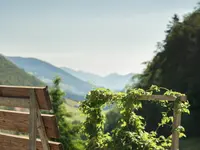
[171,98,182,150]
[29,89,37,150]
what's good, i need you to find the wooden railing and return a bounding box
[0,85,63,150]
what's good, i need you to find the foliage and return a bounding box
[133,4,200,136]
[79,85,189,150]
[49,77,85,150]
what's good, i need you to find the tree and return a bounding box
[133,5,200,137]
[50,77,84,150]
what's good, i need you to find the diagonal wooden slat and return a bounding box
[33,88,50,150]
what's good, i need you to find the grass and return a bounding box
[64,99,110,122]
[64,99,85,122]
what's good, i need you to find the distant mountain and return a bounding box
[61,67,134,91]
[0,54,44,86]
[60,67,102,84]
[61,67,101,81]
[7,57,94,98]
[103,73,134,90]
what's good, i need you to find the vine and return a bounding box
[79,85,190,150]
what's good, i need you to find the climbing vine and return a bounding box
[79,85,190,150]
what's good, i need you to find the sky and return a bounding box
[0,0,199,76]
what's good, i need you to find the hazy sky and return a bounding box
[0,0,198,76]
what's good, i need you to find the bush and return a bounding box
[79,85,190,150]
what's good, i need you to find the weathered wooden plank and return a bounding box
[0,110,59,138]
[0,85,51,110]
[138,95,186,101]
[0,96,29,108]
[0,133,63,150]
[29,89,37,150]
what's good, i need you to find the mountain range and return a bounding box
[5,56,134,100]
[7,56,94,95]
[61,67,133,91]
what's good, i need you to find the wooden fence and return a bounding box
[138,95,186,150]
[0,85,63,150]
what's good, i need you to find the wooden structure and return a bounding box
[0,85,63,150]
[138,95,186,150]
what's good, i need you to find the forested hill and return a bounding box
[135,8,200,136]
[0,54,44,86]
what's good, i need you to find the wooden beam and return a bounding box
[0,96,29,108]
[138,95,186,102]
[0,133,63,150]
[29,89,37,150]
[0,85,52,110]
[0,85,48,89]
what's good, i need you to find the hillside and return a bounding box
[0,54,44,86]
[7,57,94,96]
[61,67,134,91]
